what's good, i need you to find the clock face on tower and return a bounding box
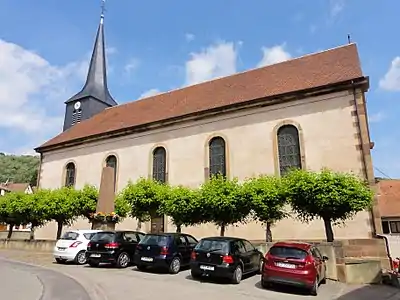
[74,101,81,110]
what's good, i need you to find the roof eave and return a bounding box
[35,76,369,154]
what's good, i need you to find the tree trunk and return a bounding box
[56,222,63,240]
[323,216,334,242]
[7,223,14,239]
[266,222,273,242]
[220,224,226,236]
[136,221,142,231]
[176,224,182,233]
[30,226,35,240]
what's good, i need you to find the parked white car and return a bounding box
[53,230,101,265]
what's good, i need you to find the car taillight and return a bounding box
[105,242,120,249]
[191,251,197,260]
[69,241,82,248]
[222,255,234,264]
[87,242,92,248]
[160,246,169,255]
[297,255,314,269]
[136,245,142,250]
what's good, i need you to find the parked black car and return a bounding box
[134,233,198,274]
[190,236,264,284]
[86,230,145,268]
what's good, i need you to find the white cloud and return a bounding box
[330,0,345,17]
[185,41,238,86]
[0,39,90,153]
[124,58,140,75]
[379,57,400,91]
[369,111,386,123]
[185,33,195,42]
[257,44,292,67]
[139,89,162,99]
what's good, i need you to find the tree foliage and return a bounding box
[242,175,288,242]
[283,168,374,242]
[199,175,251,236]
[0,154,39,186]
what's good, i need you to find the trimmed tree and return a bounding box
[283,168,374,242]
[199,175,251,236]
[243,175,288,242]
[160,185,202,233]
[22,190,50,239]
[0,192,27,239]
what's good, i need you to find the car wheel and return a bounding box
[257,258,264,274]
[231,265,243,284]
[74,251,87,265]
[168,257,181,274]
[320,276,327,284]
[88,260,100,267]
[116,252,130,268]
[55,258,66,264]
[261,279,272,289]
[190,269,201,280]
[310,278,318,296]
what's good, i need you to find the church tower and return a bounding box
[63,3,117,132]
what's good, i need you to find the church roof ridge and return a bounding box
[36,43,364,152]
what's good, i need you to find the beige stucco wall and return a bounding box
[35,90,372,241]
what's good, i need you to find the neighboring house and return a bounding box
[377,179,400,234]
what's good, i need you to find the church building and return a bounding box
[34,12,382,241]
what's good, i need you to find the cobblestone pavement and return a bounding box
[1,250,400,300]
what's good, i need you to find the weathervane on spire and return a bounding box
[100,0,106,21]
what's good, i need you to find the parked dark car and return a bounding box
[86,230,145,268]
[190,236,264,284]
[134,233,198,274]
[261,241,328,296]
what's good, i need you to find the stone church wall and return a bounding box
[35,89,373,241]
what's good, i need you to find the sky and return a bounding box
[0,0,399,178]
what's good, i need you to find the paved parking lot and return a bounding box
[1,250,400,300]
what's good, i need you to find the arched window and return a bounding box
[65,162,76,187]
[105,155,117,191]
[209,137,226,177]
[152,147,166,183]
[277,125,302,175]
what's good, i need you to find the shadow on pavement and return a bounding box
[254,280,310,296]
[185,273,255,285]
[336,284,400,300]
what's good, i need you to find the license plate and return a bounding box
[140,257,153,262]
[90,254,101,258]
[200,265,215,271]
[57,247,67,251]
[276,262,295,269]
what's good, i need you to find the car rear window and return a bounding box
[269,246,308,260]
[83,233,97,240]
[91,232,116,243]
[61,232,79,240]
[140,234,169,246]
[195,239,230,253]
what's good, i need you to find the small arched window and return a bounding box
[152,147,166,183]
[65,162,76,187]
[277,125,302,175]
[209,137,226,177]
[105,155,117,191]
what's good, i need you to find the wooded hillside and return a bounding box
[0,153,39,186]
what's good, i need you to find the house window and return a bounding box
[65,162,76,187]
[152,147,166,183]
[277,125,302,175]
[209,136,226,177]
[382,220,400,234]
[105,155,117,191]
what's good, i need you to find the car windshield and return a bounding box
[91,232,116,243]
[195,239,230,253]
[60,232,79,240]
[140,234,169,246]
[269,246,308,260]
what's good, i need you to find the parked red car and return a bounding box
[261,241,328,296]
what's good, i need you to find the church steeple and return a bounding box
[63,1,117,132]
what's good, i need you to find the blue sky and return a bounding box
[0,0,399,178]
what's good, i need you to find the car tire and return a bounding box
[74,251,87,265]
[88,260,100,267]
[231,265,243,284]
[320,276,327,284]
[55,258,66,264]
[310,278,318,296]
[190,270,201,280]
[116,252,130,268]
[261,279,271,289]
[168,257,181,274]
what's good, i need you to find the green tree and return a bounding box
[0,154,40,186]
[242,175,288,242]
[0,192,27,238]
[21,191,50,239]
[283,169,374,242]
[119,178,166,223]
[199,175,251,236]
[160,185,202,233]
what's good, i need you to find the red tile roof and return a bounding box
[0,183,30,193]
[377,180,400,218]
[37,43,364,151]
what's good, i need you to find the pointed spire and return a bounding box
[65,0,116,106]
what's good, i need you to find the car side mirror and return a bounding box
[322,256,329,261]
